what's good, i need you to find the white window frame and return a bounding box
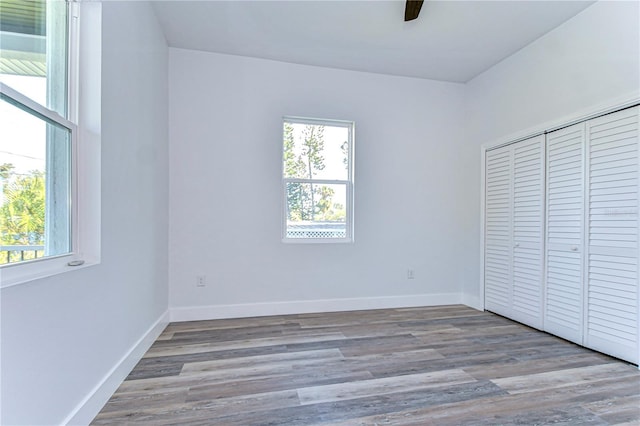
[0,1,101,288]
[281,116,355,243]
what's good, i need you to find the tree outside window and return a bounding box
[282,117,354,242]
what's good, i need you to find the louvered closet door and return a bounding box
[585,107,639,364]
[511,136,545,329]
[545,123,585,344]
[485,145,512,317]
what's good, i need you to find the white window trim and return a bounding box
[281,116,355,244]
[0,2,101,288]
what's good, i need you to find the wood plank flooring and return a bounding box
[92,305,640,425]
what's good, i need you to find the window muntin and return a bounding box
[282,117,354,242]
[0,0,74,267]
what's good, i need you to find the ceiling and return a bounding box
[152,0,595,83]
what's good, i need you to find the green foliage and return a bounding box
[317,186,346,222]
[284,123,311,220]
[341,141,348,169]
[0,163,14,180]
[283,123,306,179]
[286,182,312,221]
[301,125,325,178]
[0,164,46,248]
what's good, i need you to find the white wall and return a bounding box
[169,49,468,319]
[463,0,640,304]
[0,2,169,424]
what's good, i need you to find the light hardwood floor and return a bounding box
[92,305,640,425]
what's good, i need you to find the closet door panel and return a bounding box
[545,123,585,344]
[511,136,545,329]
[485,145,512,317]
[586,107,639,364]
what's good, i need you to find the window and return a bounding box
[282,116,354,242]
[0,0,89,283]
[0,89,73,263]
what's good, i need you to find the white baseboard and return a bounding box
[170,293,462,322]
[462,294,483,311]
[63,310,170,426]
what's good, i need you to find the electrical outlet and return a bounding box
[196,275,206,287]
[407,269,415,279]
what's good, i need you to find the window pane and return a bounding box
[0,0,68,116]
[283,121,350,180]
[285,182,347,239]
[0,96,71,264]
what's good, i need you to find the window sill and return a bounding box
[282,238,354,244]
[0,255,100,289]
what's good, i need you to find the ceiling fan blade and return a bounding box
[404,0,424,22]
